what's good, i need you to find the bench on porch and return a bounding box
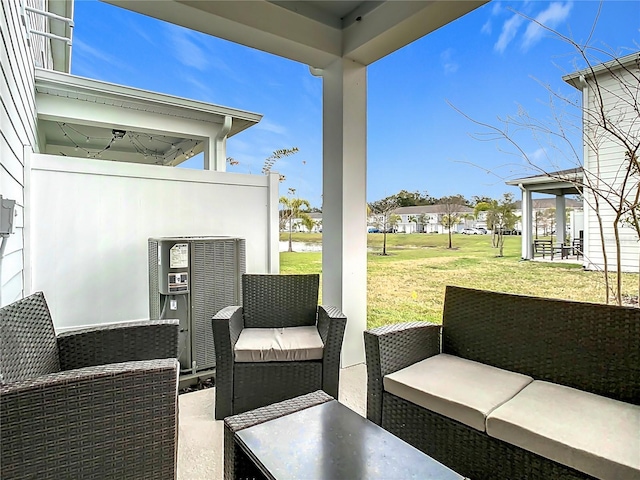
[533,239,554,259]
[572,238,584,260]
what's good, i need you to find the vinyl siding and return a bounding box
[0,0,42,305]
[583,64,640,273]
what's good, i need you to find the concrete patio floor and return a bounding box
[177,363,368,479]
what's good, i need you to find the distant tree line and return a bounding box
[369,190,496,208]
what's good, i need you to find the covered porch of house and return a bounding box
[506,168,584,263]
[105,0,489,368]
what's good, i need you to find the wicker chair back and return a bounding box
[242,274,319,328]
[442,285,640,404]
[0,292,61,384]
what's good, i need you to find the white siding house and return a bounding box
[0,1,279,330]
[1,0,57,306]
[391,205,475,234]
[564,53,640,273]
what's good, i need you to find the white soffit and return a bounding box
[35,68,262,134]
[104,0,488,69]
[34,68,262,165]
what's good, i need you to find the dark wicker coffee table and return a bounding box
[224,390,465,480]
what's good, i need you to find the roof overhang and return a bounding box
[102,0,488,69]
[48,0,74,73]
[35,68,262,165]
[563,51,639,90]
[506,168,583,196]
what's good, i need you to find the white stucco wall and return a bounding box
[583,63,639,273]
[30,154,279,331]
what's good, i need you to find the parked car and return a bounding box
[475,227,488,234]
[462,228,479,234]
[367,227,380,233]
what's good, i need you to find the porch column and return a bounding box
[204,115,232,171]
[322,58,367,367]
[520,186,533,259]
[555,195,566,245]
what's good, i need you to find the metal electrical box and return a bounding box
[0,195,16,236]
[148,236,246,381]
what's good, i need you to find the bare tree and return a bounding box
[451,7,639,305]
[438,195,468,249]
[488,194,518,257]
[369,196,399,255]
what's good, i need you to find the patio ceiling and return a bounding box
[35,68,262,166]
[104,0,487,69]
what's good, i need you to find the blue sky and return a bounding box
[72,1,639,208]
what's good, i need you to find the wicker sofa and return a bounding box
[0,292,180,480]
[365,285,640,480]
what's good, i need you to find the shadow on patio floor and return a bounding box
[177,363,367,479]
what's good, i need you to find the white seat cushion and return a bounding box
[486,380,640,480]
[234,326,324,363]
[383,353,533,431]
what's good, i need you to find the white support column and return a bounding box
[555,195,566,245]
[321,58,367,367]
[204,116,231,171]
[520,186,533,259]
[23,146,33,296]
[267,172,280,274]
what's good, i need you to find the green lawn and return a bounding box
[280,233,638,329]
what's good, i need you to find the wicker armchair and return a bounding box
[212,274,346,420]
[0,292,180,480]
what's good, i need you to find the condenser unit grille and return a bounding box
[148,240,160,320]
[149,236,246,374]
[191,239,245,370]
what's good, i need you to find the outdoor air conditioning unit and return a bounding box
[148,236,246,384]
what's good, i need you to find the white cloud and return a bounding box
[73,39,124,67]
[165,24,211,71]
[164,23,237,79]
[529,148,549,164]
[181,75,216,102]
[522,2,573,51]
[481,2,503,35]
[254,120,287,135]
[71,39,131,79]
[441,48,459,75]
[127,19,155,45]
[494,14,524,53]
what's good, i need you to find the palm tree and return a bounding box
[280,196,311,252]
